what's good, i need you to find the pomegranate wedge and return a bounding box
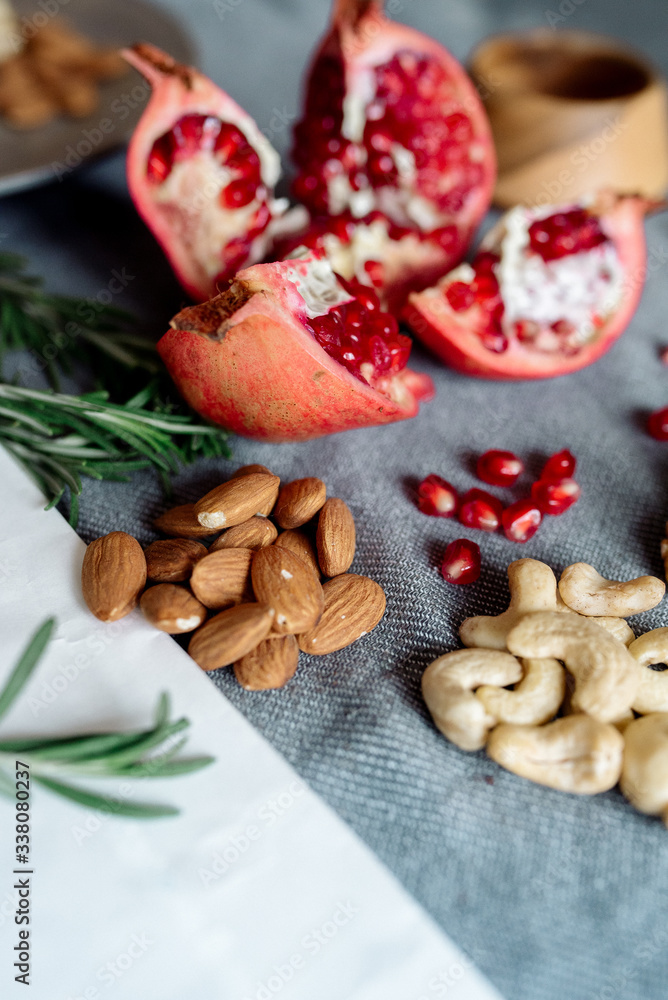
[158,251,434,441]
[290,0,496,307]
[405,194,653,379]
[122,43,291,302]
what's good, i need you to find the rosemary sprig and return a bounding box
[0,383,230,526]
[0,251,160,392]
[0,620,214,818]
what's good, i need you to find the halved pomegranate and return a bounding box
[158,250,434,441]
[404,194,653,379]
[122,44,293,302]
[291,0,496,304]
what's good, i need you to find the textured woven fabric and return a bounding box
[5,2,668,999]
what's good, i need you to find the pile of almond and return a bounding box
[80,465,386,690]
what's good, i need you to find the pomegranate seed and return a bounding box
[147,133,174,183]
[473,251,499,275]
[458,489,502,532]
[647,406,668,440]
[514,320,540,342]
[221,179,258,209]
[363,260,385,287]
[433,225,459,253]
[531,477,581,515]
[417,475,458,517]
[441,539,481,585]
[471,273,499,300]
[501,499,542,543]
[476,449,524,487]
[541,448,577,480]
[528,209,607,262]
[661,347,668,365]
[445,281,475,312]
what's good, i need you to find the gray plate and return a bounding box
[0,0,194,195]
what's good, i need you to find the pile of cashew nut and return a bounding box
[422,558,668,826]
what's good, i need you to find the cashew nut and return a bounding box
[506,611,640,723]
[620,713,668,824]
[629,628,668,713]
[460,559,559,650]
[422,649,522,752]
[487,716,624,794]
[589,616,635,646]
[477,657,565,726]
[558,562,665,617]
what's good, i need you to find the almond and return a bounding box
[81,531,147,622]
[297,574,385,655]
[140,584,207,634]
[230,464,274,478]
[144,539,208,582]
[209,516,278,553]
[273,477,327,529]
[194,473,280,530]
[234,635,299,690]
[190,549,254,610]
[154,503,218,539]
[274,529,322,579]
[188,602,274,670]
[316,498,356,577]
[252,546,324,634]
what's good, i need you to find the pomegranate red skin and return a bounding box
[122,44,281,303]
[404,197,652,379]
[158,261,434,443]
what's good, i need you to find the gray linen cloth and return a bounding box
[4,1,668,998]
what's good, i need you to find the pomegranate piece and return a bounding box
[541,448,577,480]
[441,539,481,585]
[647,406,668,441]
[121,44,292,302]
[458,488,503,533]
[158,250,434,441]
[531,478,581,516]
[291,0,496,306]
[404,194,654,379]
[417,475,458,518]
[501,500,542,543]
[476,449,524,487]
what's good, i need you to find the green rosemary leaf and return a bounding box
[33,775,180,818]
[118,755,216,778]
[0,618,56,724]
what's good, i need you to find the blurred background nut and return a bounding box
[487,716,624,794]
[629,628,668,713]
[558,562,665,617]
[620,714,668,823]
[421,648,523,752]
[144,538,207,582]
[506,611,640,723]
[477,657,565,727]
[140,584,207,634]
[460,559,560,651]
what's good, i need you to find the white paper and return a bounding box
[0,448,503,1000]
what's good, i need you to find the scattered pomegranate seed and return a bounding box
[441,538,481,585]
[501,499,542,543]
[647,406,668,441]
[417,475,458,517]
[661,347,668,366]
[458,488,503,532]
[476,449,524,487]
[531,477,581,515]
[540,448,577,480]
